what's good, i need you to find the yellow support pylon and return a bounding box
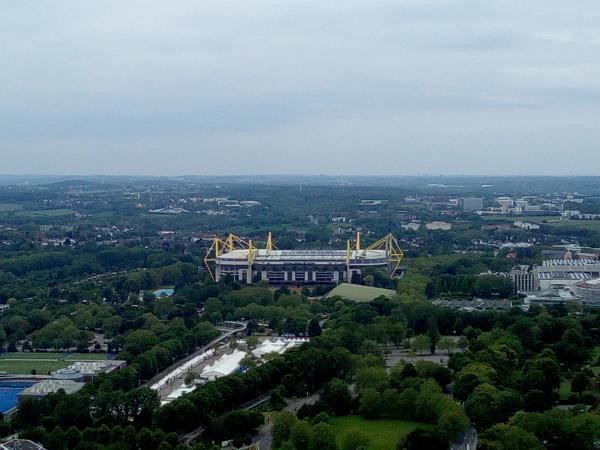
[266,232,273,251]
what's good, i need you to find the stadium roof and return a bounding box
[217,249,387,262]
[324,283,396,302]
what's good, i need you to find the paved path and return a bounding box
[449,427,477,450]
[253,393,320,450]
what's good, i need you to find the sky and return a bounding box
[1,0,599,176]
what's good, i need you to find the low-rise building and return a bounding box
[51,360,126,382]
[432,299,513,311]
[18,380,84,403]
[425,221,452,231]
[514,221,540,230]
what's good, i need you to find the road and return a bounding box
[449,426,477,450]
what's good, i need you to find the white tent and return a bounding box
[200,349,246,381]
[151,349,214,391]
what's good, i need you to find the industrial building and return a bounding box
[204,232,403,284]
[534,258,600,290]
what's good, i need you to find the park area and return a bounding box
[329,416,429,450]
[0,352,107,375]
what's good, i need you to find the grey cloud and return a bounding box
[1,0,600,175]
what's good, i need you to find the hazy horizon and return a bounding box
[2,1,600,176]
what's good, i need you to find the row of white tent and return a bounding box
[251,337,308,358]
[151,349,215,391]
[154,338,309,403]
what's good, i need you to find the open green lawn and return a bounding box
[0,203,22,212]
[0,352,107,374]
[329,416,429,450]
[547,220,600,232]
[14,208,75,218]
[0,360,72,374]
[482,215,600,232]
[559,380,571,401]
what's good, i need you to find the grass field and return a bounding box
[559,380,571,401]
[14,209,75,218]
[329,416,429,450]
[546,220,600,232]
[0,203,22,212]
[0,352,107,375]
[481,215,600,232]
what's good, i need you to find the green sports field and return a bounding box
[14,208,75,218]
[0,352,107,375]
[0,203,22,212]
[329,416,430,450]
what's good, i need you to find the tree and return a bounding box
[472,275,513,298]
[415,361,451,388]
[124,330,159,355]
[307,319,322,337]
[464,384,500,430]
[245,336,260,349]
[427,317,440,354]
[272,412,297,449]
[184,371,197,386]
[553,328,587,364]
[435,404,469,443]
[395,388,418,420]
[356,367,389,393]
[453,373,482,402]
[523,390,547,412]
[359,388,383,419]
[438,337,455,354]
[397,428,447,450]
[309,423,337,450]
[411,335,430,356]
[388,322,406,346]
[457,335,469,350]
[341,429,369,450]
[479,424,543,450]
[321,378,352,416]
[571,372,590,397]
[290,421,312,450]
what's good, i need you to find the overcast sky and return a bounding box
[1,1,599,176]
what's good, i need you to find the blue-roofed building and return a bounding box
[153,288,174,299]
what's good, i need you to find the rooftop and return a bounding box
[576,278,600,288]
[19,380,84,397]
[542,258,600,267]
[0,440,45,450]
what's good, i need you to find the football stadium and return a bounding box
[204,232,403,284]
